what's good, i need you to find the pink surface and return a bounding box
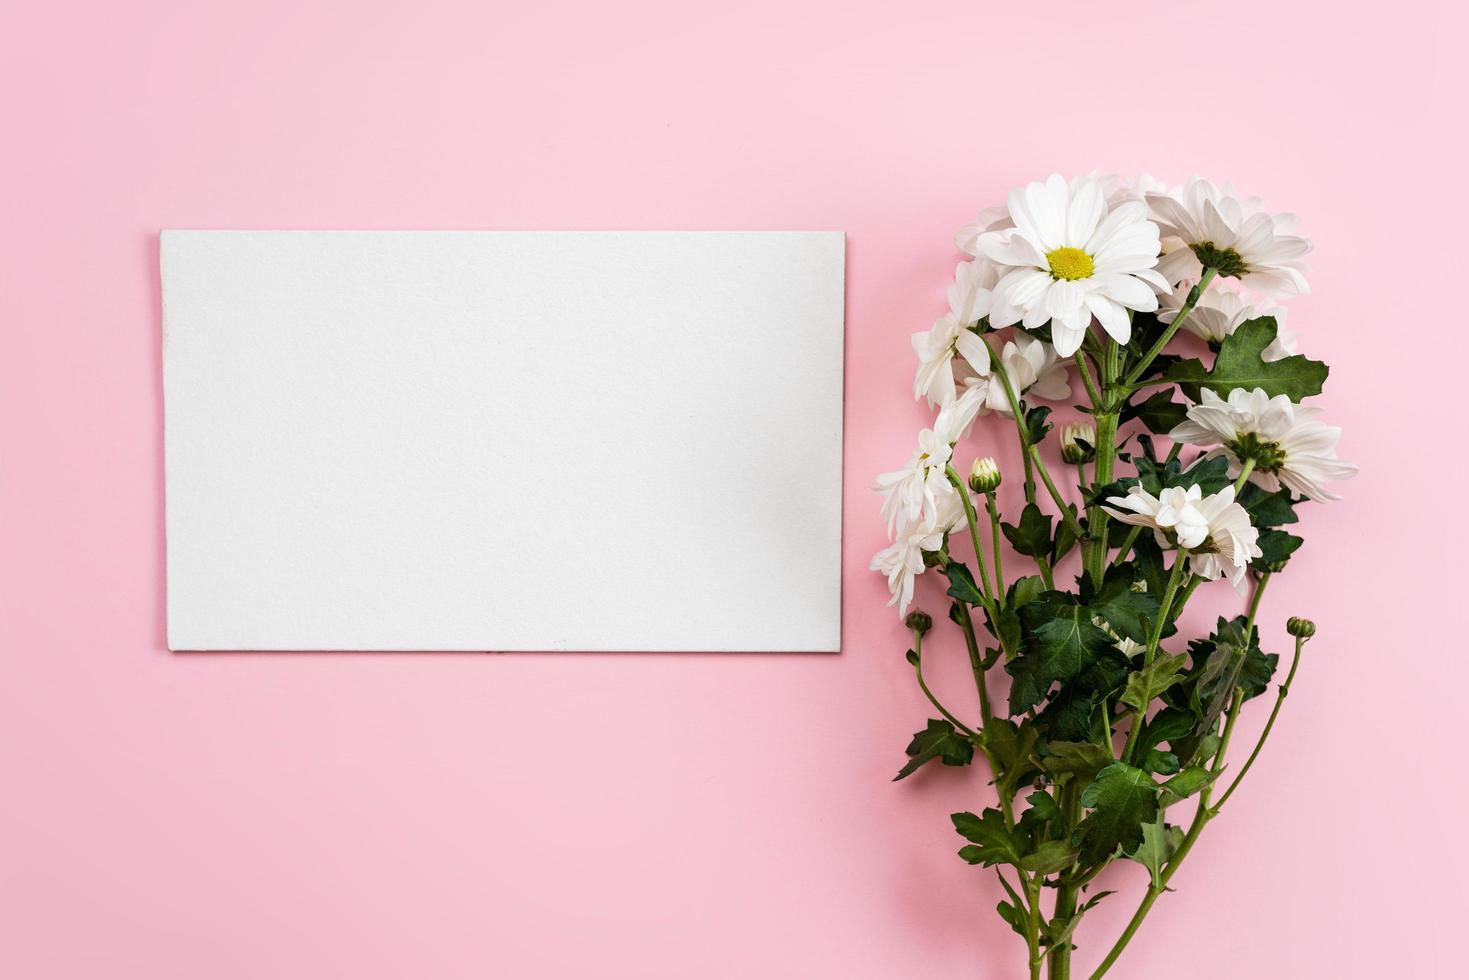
[1,2,1462,977]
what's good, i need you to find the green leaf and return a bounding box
[1020,839,1079,875]
[943,562,986,607]
[1252,528,1303,570]
[981,718,1040,796]
[1122,389,1189,435]
[1120,652,1189,713]
[1051,504,1083,563]
[1086,564,1162,643]
[1025,405,1054,444]
[1041,740,1115,785]
[894,719,974,781]
[1002,503,1054,558]
[1006,575,1047,611]
[1128,814,1184,890]
[996,899,1028,938]
[1163,317,1328,401]
[1159,766,1215,806]
[953,808,1025,867]
[1019,790,1061,835]
[1237,483,1300,528]
[1143,749,1180,775]
[1076,763,1160,866]
[1008,602,1113,713]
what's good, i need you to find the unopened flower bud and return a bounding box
[1060,421,1096,464]
[905,610,933,635]
[1286,616,1316,639]
[968,457,1002,494]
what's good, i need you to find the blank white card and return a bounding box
[162,231,845,651]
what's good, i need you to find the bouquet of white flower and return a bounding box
[874,173,1354,978]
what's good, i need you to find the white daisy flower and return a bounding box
[1146,177,1311,296]
[912,261,997,405]
[956,206,1012,257]
[1104,485,1213,550]
[870,490,965,615]
[1103,484,1262,588]
[956,334,1072,418]
[976,173,1169,357]
[874,428,954,536]
[1168,388,1358,502]
[1158,282,1297,361]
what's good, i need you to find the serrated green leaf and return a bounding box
[1025,406,1054,444]
[1252,528,1303,569]
[953,808,1025,867]
[1006,575,1047,612]
[1041,740,1114,784]
[996,899,1028,937]
[1086,564,1162,643]
[1076,763,1160,866]
[1163,317,1328,401]
[894,719,974,781]
[1237,483,1300,528]
[1128,814,1184,890]
[1008,603,1113,713]
[943,561,986,607]
[1002,503,1053,559]
[1123,389,1189,434]
[1021,839,1079,875]
[1159,766,1214,806]
[1120,652,1189,713]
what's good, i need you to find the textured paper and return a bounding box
[161,231,845,651]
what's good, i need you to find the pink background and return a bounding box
[2,2,1463,976]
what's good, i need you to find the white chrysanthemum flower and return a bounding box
[956,334,1071,418]
[1146,177,1311,296]
[874,428,955,536]
[1103,484,1262,588]
[1168,388,1358,502]
[956,207,1012,257]
[1105,485,1212,549]
[912,261,997,405]
[976,174,1169,357]
[1158,282,1297,361]
[870,490,964,615]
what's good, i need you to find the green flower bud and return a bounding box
[905,610,933,635]
[968,456,1002,494]
[1060,421,1096,464]
[1286,616,1316,639]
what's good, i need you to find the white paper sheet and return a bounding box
[162,231,845,652]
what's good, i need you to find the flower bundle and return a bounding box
[873,173,1353,978]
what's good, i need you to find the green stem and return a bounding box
[910,627,976,738]
[951,601,994,728]
[1048,782,1083,979]
[1214,633,1305,810]
[1120,557,1187,764]
[1121,268,1217,388]
[1233,457,1257,495]
[1027,444,1088,541]
[985,492,1006,598]
[1109,526,1143,568]
[1073,351,1104,408]
[945,466,1000,625]
[984,336,1037,500]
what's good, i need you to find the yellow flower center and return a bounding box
[1046,247,1094,281]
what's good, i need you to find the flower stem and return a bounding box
[985,492,1006,597]
[1233,457,1257,494]
[1027,444,1088,541]
[910,627,977,737]
[945,465,999,616]
[1214,632,1305,810]
[1121,268,1217,388]
[983,336,1037,500]
[1120,557,1187,763]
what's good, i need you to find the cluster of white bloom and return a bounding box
[872,173,1356,615]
